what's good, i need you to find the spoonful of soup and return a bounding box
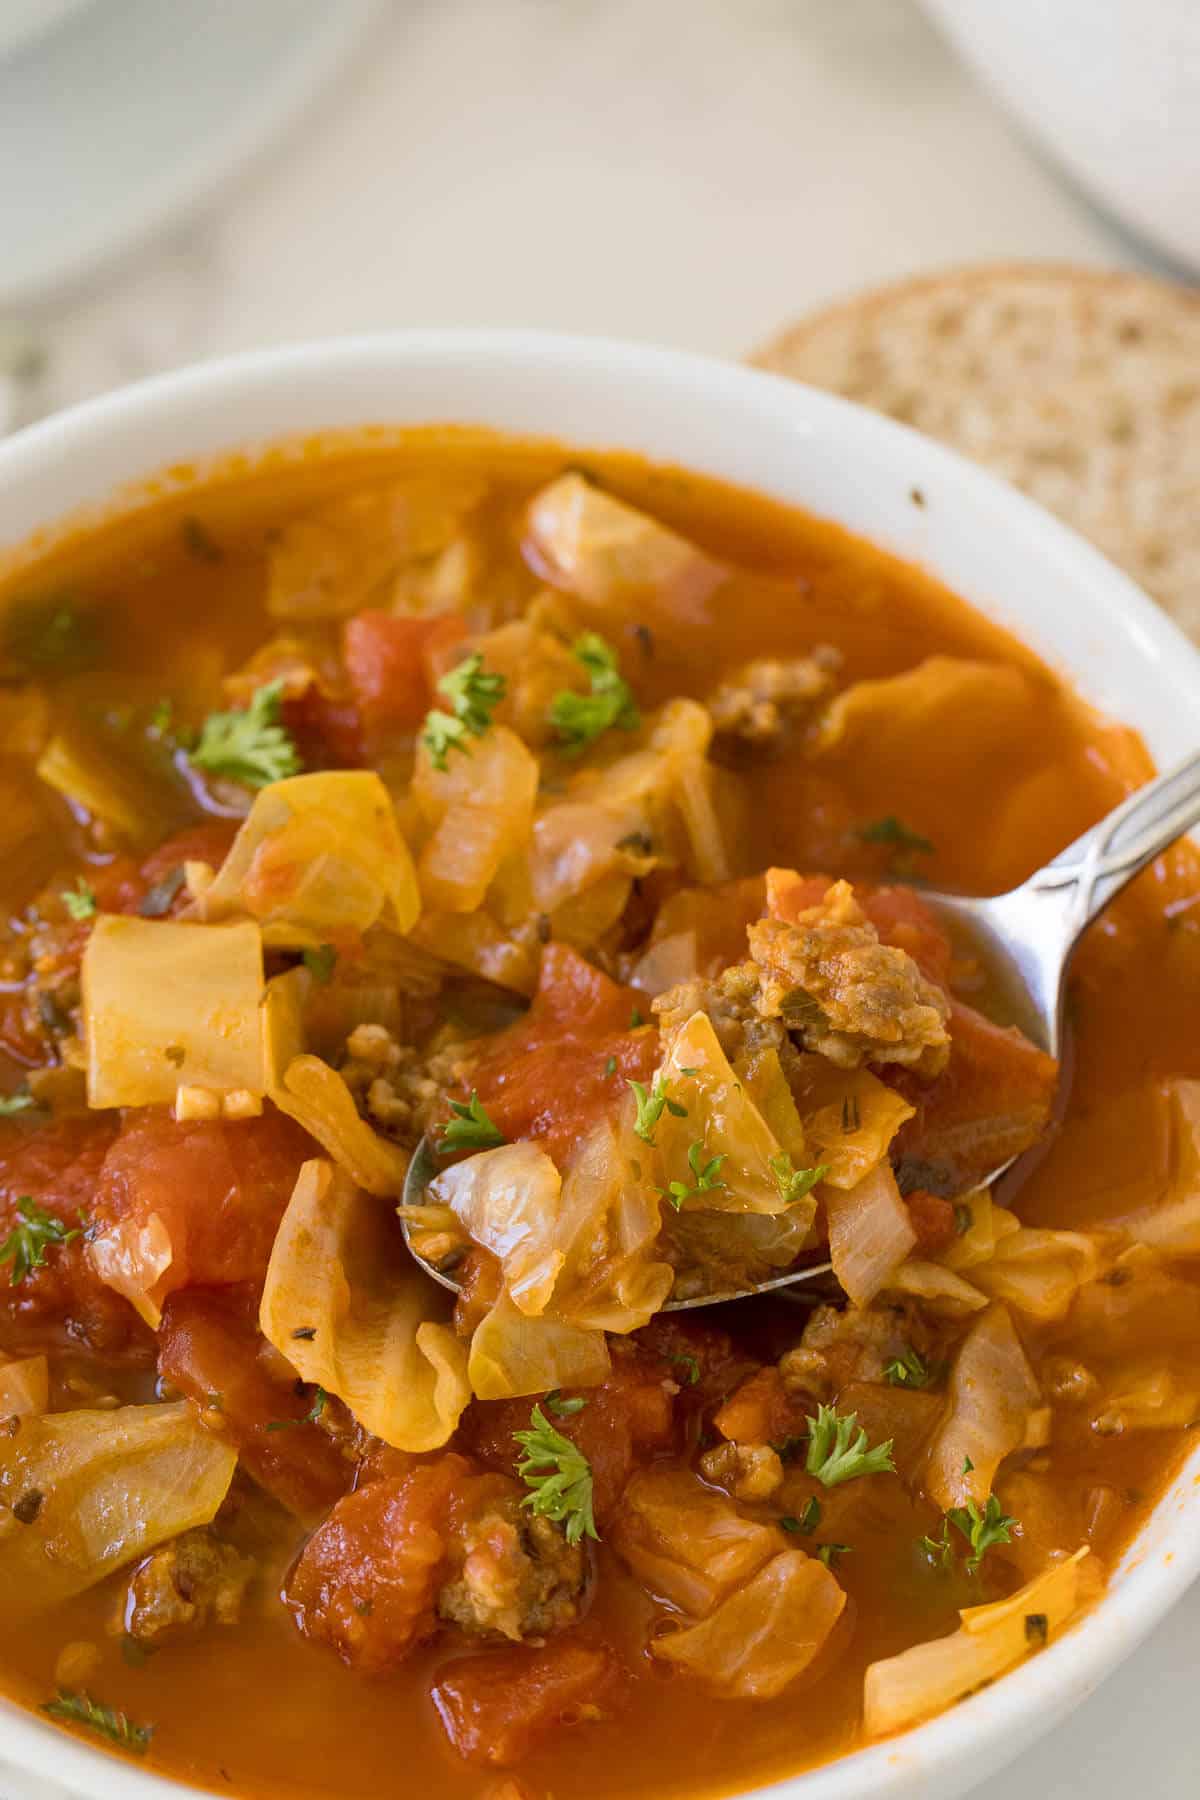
[399,749,1200,1312]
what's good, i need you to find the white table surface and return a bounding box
[3,2,1197,1796]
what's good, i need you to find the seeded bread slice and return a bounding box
[752,264,1200,639]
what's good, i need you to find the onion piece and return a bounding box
[825,1160,917,1307]
[413,725,539,915]
[271,1054,409,1196]
[926,1303,1041,1511]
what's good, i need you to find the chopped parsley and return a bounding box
[816,1543,851,1568]
[421,652,507,771]
[603,1054,618,1079]
[513,1403,598,1545]
[61,878,97,922]
[3,594,102,677]
[544,1390,588,1419]
[858,815,934,856]
[266,1385,328,1432]
[660,1141,728,1210]
[550,632,640,754]
[629,1005,645,1028]
[191,679,301,788]
[0,1093,35,1117]
[804,1403,895,1488]
[628,1073,685,1145]
[302,944,338,984]
[438,1091,506,1154]
[770,1152,828,1204]
[947,1494,1018,1572]
[954,1203,975,1237]
[780,1496,822,1535]
[670,1352,701,1386]
[0,1199,81,1286]
[43,1689,153,1755]
[884,1345,937,1389]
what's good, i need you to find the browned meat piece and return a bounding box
[651,963,795,1069]
[437,1502,586,1642]
[779,1301,940,1402]
[337,1023,468,1149]
[706,648,841,746]
[123,1530,255,1646]
[748,881,950,1074]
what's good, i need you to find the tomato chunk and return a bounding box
[93,1107,311,1303]
[343,610,468,736]
[432,1641,623,1767]
[0,1113,146,1359]
[903,1187,957,1254]
[158,1287,350,1517]
[465,945,658,1167]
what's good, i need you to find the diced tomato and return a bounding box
[712,1366,808,1447]
[633,1315,760,1416]
[460,1343,676,1526]
[93,1107,312,1301]
[432,1641,624,1767]
[286,1453,485,1670]
[903,1187,957,1255]
[280,683,366,769]
[891,999,1058,1192]
[452,1246,502,1340]
[0,1112,147,1359]
[343,610,469,736]
[158,1286,351,1517]
[464,945,659,1167]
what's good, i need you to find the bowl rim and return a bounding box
[0,328,1198,1800]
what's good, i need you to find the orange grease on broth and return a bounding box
[0,431,1198,1800]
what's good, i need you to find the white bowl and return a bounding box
[0,332,1197,1800]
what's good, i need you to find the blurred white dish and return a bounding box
[0,0,91,63]
[0,0,383,307]
[919,0,1200,273]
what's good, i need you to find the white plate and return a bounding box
[0,0,383,308]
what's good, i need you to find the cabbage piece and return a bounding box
[271,1054,409,1195]
[611,1467,784,1615]
[1122,1079,1200,1253]
[738,1048,809,1162]
[655,1011,804,1219]
[0,1402,237,1616]
[88,1212,174,1330]
[884,1260,988,1317]
[971,1221,1103,1320]
[194,772,418,949]
[0,1355,48,1419]
[468,1290,610,1400]
[413,725,539,914]
[261,1159,469,1451]
[36,720,182,847]
[864,1549,1093,1737]
[432,1142,565,1316]
[935,1189,1016,1272]
[1103,1365,1200,1429]
[408,908,540,996]
[651,1550,846,1698]
[523,474,725,622]
[82,916,266,1109]
[789,1056,915,1189]
[825,1161,917,1307]
[529,801,653,917]
[927,1303,1041,1511]
[461,618,585,747]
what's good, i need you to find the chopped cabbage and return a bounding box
[82,916,266,1109]
[88,1212,174,1330]
[825,1160,917,1307]
[432,1142,565,1316]
[467,1290,610,1400]
[0,1355,48,1419]
[1102,1365,1200,1429]
[927,1303,1041,1510]
[884,1259,988,1317]
[409,908,540,996]
[935,1188,1015,1272]
[260,1159,469,1451]
[789,1056,914,1189]
[523,474,724,622]
[194,772,418,949]
[413,725,538,913]
[271,1054,409,1196]
[971,1221,1103,1320]
[1122,1079,1200,1254]
[611,1467,783,1615]
[650,1550,846,1698]
[864,1549,1093,1737]
[0,1402,237,1615]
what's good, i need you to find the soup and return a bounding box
[0,436,1197,1800]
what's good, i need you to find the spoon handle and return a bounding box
[1027,746,1200,939]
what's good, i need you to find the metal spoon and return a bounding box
[401,750,1200,1309]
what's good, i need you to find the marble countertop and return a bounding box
[1,3,1196,1798]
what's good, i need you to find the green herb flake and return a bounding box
[884,1346,936,1389]
[265,1385,328,1433]
[0,1093,35,1118]
[804,1403,895,1488]
[670,1353,701,1386]
[438,1091,507,1154]
[603,1055,617,1079]
[421,652,507,771]
[858,815,935,856]
[946,1493,1019,1573]
[513,1403,598,1546]
[191,679,301,789]
[43,1689,153,1756]
[3,595,102,677]
[0,1199,81,1286]
[629,1005,645,1029]
[550,632,641,754]
[659,1141,727,1211]
[60,877,97,922]
[954,1203,975,1237]
[769,1152,829,1205]
[544,1390,588,1419]
[628,1073,681,1145]
[302,944,338,985]
[816,1542,851,1568]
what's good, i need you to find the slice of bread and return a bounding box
[752,263,1200,639]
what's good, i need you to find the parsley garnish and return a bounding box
[438,1091,506,1153]
[954,1203,974,1237]
[0,1200,80,1285]
[544,1390,587,1419]
[513,1403,598,1545]
[0,1094,35,1117]
[628,1073,685,1145]
[660,1141,727,1210]
[770,1152,828,1204]
[421,653,506,771]
[266,1385,328,1432]
[61,878,96,922]
[4,595,101,677]
[302,944,337,984]
[920,1519,955,1572]
[670,1352,700,1386]
[191,679,301,788]
[43,1689,153,1755]
[804,1403,895,1488]
[550,633,640,754]
[884,1345,936,1389]
[858,815,934,856]
[629,1005,645,1028]
[603,1054,617,1079]
[780,1496,822,1535]
[946,1494,1018,1572]
[816,1543,851,1568]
